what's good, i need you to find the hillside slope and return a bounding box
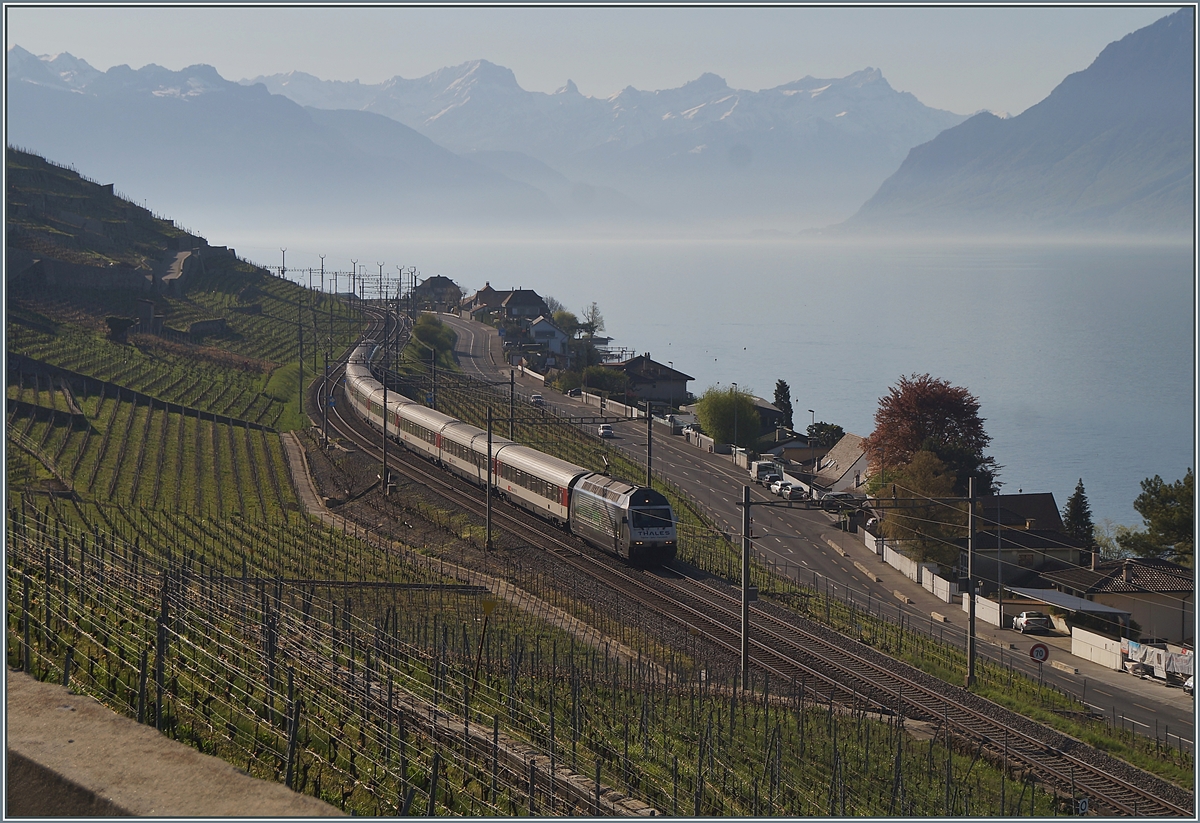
[841,8,1193,237]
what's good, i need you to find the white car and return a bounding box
[770,480,792,496]
[782,486,807,501]
[598,424,614,438]
[530,394,545,406]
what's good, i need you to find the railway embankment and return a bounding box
[6,669,343,817]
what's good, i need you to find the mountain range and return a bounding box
[245,62,968,226]
[841,7,1194,237]
[6,9,1193,238]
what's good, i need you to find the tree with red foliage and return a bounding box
[862,373,999,495]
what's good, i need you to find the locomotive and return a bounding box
[343,342,677,564]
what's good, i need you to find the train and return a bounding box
[343,342,677,565]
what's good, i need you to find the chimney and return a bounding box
[1091,550,1099,571]
[1122,561,1133,583]
[1025,518,1036,530]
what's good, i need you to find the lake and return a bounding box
[232,231,1194,529]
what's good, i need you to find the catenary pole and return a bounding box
[966,475,977,687]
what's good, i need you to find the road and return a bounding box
[437,311,1194,749]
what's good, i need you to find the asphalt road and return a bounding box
[437,312,1194,749]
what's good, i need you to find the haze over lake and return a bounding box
[227,231,1193,530]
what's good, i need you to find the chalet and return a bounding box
[1039,557,1194,644]
[602,354,693,406]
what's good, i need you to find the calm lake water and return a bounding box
[237,232,1194,528]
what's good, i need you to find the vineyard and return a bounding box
[9,498,1072,817]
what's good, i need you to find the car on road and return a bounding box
[1012,611,1052,634]
[759,471,782,487]
[598,424,614,438]
[820,491,858,511]
[1185,675,1194,696]
[566,388,581,397]
[770,480,792,496]
[782,486,807,501]
[530,394,545,406]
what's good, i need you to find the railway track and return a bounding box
[316,322,1193,818]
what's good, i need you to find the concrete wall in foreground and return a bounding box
[6,670,343,817]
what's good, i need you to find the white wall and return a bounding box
[1072,627,1124,670]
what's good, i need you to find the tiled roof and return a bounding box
[605,354,694,382]
[1041,557,1194,594]
[814,433,865,485]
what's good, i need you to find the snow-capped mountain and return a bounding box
[245,61,969,226]
[6,50,551,231]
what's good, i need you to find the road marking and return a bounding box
[1091,688,1112,697]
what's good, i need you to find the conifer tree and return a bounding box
[1061,478,1095,549]
[773,379,794,430]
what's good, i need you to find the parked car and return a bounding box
[598,424,614,438]
[782,486,807,501]
[1185,675,1194,696]
[821,491,857,511]
[530,394,545,406]
[1012,611,1051,634]
[759,471,782,487]
[566,388,581,397]
[770,480,792,496]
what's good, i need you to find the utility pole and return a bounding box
[646,401,653,487]
[382,346,389,496]
[350,260,357,302]
[322,351,329,447]
[319,254,325,295]
[430,347,437,410]
[509,371,515,440]
[297,294,304,420]
[378,262,384,304]
[280,248,286,281]
[966,475,977,687]
[732,382,738,454]
[741,485,752,690]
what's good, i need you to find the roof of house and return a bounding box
[529,315,567,335]
[814,433,866,485]
[1039,557,1194,595]
[463,282,508,309]
[604,354,694,383]
[501,289,548,308]
[417,275,459,289]
[951,528,1085,553]
[977,493,1064,532]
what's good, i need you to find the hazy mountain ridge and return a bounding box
[841,8,1194,236]
[5,51,553,231]
[245,60,968,226]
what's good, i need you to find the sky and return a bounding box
[4,5,1180,117]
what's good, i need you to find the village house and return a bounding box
[528,315,571,368]
[811,433,869,493]
[412,275,462,312]
[1039,557,1194,644]
[602,354,694,406]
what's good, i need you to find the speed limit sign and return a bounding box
[1029,643,1050,662]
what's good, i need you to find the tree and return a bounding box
[1061,478,1095,549]
[878,450,965,567]
[579,302,605,338]
[552,310,579,336]
[773,379,794,430]
[861,373,998,496]
[694,385,760,450]
[807,421,845,448]
[544,294,566,314]
[1117,469,1193,566]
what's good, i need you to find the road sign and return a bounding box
[1029,642,1050,662]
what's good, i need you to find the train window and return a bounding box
[631,508,673,529]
